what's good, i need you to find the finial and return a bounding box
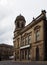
[19,14,22,16]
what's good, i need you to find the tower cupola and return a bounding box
[15,14,26,31]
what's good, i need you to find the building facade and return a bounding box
[13,10,47,61]
[0,44,14,60]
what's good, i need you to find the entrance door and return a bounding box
[36,46,39,61]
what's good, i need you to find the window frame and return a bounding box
[34,25,41,42]
[34,29,40,42]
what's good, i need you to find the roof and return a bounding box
[0,44,13,48]
[15,14,26,23]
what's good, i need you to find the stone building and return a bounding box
[13,10,47,61]
[0,44,14,60]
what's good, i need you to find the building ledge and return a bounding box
[20,44,30,49]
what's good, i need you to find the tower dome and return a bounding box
[15,14,26,23]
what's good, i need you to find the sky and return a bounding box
[0,0,47,45]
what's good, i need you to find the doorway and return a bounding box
[36,46,39,61]
[0,57,1,61]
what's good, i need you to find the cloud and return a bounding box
[0,0,8,6]
[0,13,14,45]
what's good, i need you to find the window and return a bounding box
[34,25,40,42]
[21,38,25,46]
[21,50,24,59]
[36,30,40,41]
[25,37,28,45]
[25,49,30,60]
[25,50,28,60]
[28,49,30,60]
[28,35,31,44]
[22,23,24,28]
[17,22,19,28]
[17,38,19,48]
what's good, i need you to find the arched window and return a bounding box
[17,22,19,28]
[34,25,41,42]
[22,23,24,28]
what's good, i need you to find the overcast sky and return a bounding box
[0,0,47,45]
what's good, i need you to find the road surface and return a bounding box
[0,61,47,65]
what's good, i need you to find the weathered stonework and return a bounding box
[13,10,47,61]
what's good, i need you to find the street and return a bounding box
[0,61,47,65]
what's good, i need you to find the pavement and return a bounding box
[0,61,47,65]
